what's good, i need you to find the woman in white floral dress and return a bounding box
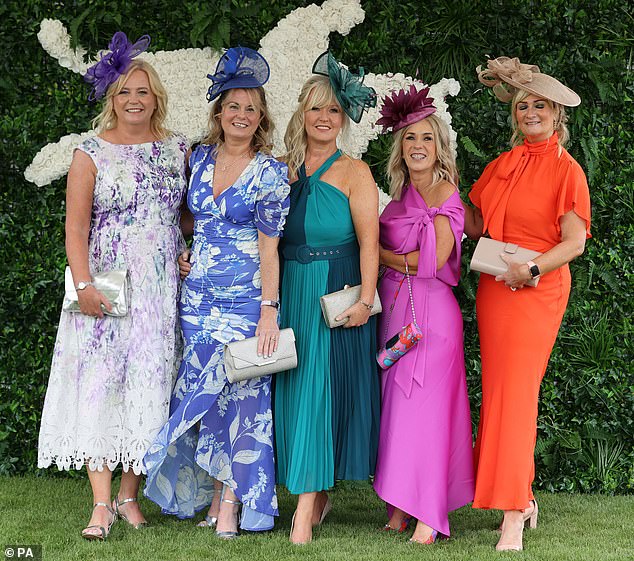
[37,33,188,540]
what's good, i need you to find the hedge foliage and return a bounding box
[1,0,632,492]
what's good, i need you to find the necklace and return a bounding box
[217,148,249,172]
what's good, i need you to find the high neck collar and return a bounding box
[523,132,559,155]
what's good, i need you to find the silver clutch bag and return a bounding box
[319,284,382,328]
[224,328,298,383]
[62,267,129,316]
[470,238,542,287]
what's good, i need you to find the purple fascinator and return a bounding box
[207,46,270,102]
[84,32,151,101]
[376,84,436,133]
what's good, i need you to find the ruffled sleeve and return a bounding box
[254,157,290,237]
[468,155,502,209]
[555,153,591,239]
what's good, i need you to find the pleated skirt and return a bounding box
[274,254,380,494]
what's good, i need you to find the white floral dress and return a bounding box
[37,134,188,475]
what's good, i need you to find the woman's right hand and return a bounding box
[178,250,192,279]
[77,286,112,318]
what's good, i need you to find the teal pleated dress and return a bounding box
[275,151,380,494]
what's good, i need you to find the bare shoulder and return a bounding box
[434,180,458,206]
[344,157,376,191]
[69,148,97,176]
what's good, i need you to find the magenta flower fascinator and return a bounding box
[376,84,436,133]
[84,32,151,101]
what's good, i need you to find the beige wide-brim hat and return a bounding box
[477,56,581,107]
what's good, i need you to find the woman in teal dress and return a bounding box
[275,52,380,544]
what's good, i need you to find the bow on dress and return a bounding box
[380,185,464,396]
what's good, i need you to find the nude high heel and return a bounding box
[496,502,538,552]
[496,499,538,532]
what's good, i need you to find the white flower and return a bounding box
[37,19,89,74]
[25,1,461,186]
[377,187,392,216]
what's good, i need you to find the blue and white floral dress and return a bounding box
[144,144,290,531]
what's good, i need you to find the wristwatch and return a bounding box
[76,280,94,290]
[526,260,541,280]
[261,300,279,309]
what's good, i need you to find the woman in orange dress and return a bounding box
[463,57,591,552]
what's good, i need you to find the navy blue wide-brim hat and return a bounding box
[206,46,270,102]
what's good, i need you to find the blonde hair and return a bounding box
[92,60,169,139]
[386,113,458,200]
[202,87,273,155]
[283,75,350,178]
[510,89,569,147]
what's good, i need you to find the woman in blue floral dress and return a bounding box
[144,47,289,537]
[38,34,188,540]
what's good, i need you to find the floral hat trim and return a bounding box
[312,51,376,123]
[84,32,150,101]
[376,84,436,133]
[477,56,580,107]
[206,46,270,103]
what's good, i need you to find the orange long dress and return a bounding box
[469,133,591,510]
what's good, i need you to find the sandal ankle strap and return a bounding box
[93,502,116,515]
[221,498,241,505]
[116,496,138,506]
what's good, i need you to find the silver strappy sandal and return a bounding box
[81,502,117,541]
[215,486,241,540]
[197,489,218,528]
[113,496,148,529]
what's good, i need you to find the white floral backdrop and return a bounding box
[25,0,460,201]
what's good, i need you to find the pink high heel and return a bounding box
[409,529,438,545]
[381,518,410,533]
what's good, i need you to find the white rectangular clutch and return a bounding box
[224,328,298,383]
[319,284,382,328]
[470,238,542,287]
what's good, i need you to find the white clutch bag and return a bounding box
[62,267,129,316]
[224,328,298,383]
[470,238,542,287]
[319,284,382,328]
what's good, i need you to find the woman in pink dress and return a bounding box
[373,85,474,544]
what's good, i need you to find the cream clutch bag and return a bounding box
[63,267,129,316]
[320,284,382,328]
[224,328,298,383]
[470,238,542,287]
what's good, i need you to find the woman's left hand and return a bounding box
[336,301,372,328]
[495,254,531,290]
[256,307,280,358]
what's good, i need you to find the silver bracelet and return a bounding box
[260,300,279,309]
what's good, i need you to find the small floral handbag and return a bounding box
[376,257,423,369]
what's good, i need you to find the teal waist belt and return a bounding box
[282,240,359,264]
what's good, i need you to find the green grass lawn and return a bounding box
[1,476,632,561]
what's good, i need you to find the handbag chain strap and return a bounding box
[404,255,417,325]
[382,254,418,344]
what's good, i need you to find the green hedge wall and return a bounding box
[1,0,632,492]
